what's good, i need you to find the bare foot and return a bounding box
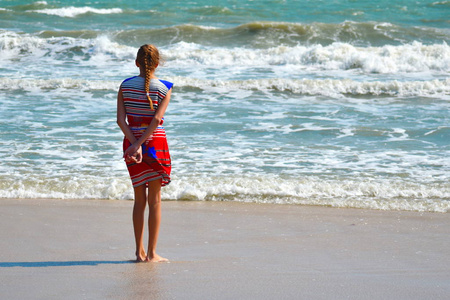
[135,250,147,262]
[147,253,169,263]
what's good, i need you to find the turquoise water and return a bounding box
[0,0,449,211]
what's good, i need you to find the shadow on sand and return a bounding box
[0,260,135,267]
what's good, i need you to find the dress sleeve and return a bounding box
[159,79,173,91]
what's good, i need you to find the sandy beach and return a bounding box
[1,198,449,299]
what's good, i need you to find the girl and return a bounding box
[117,44,173,262]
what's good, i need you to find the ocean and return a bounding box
[0,0,449,212]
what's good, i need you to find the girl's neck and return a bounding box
[139,69,157,79]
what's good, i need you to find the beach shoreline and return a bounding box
[1,198,449,299]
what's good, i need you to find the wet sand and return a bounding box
[1,198,449,299]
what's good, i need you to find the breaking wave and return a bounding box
[1,77,448,98]
[1,30,448,77]
[1,175,448,213]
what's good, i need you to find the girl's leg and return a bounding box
[133,184,147,262]
[146,179,168,262]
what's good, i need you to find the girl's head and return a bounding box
[136,44,160,72]
[136,44,160,110]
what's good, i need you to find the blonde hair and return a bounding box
[136,44,160,110]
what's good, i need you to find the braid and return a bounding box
[136,44,161,111]
[144,54,154,110]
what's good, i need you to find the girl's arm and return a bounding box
[123,89,172,158]
[117,87,142,163]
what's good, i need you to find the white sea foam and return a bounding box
[431,1,450,5]
[0,78,115,91]
[1,77,449,98]
[424,126,448,136]
[0,31,135,58]
[336,128,354,138]
[0,175,448,212]
[166,41,450,74]
[1,30,448,77]
[29,6,123,18]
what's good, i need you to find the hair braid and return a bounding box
[143,54,154,110]
[136,44,161,111]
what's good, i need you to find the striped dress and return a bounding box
[120,76,173,187]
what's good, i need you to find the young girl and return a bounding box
[117,44,173,262]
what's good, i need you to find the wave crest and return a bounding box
[29,6,123,18]
[1,77,448,98]
[1,175,448,212]
[115,21,450,46]
[1,29,448,75]
[165,41,450,74]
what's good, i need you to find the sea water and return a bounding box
[0,0,449,212]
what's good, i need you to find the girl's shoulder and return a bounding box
[156,79,173,90]
[122,76,140,84]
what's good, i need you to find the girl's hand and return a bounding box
[130,147,143,163]
[124,143,143,163]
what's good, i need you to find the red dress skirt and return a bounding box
[123,121,171,187]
